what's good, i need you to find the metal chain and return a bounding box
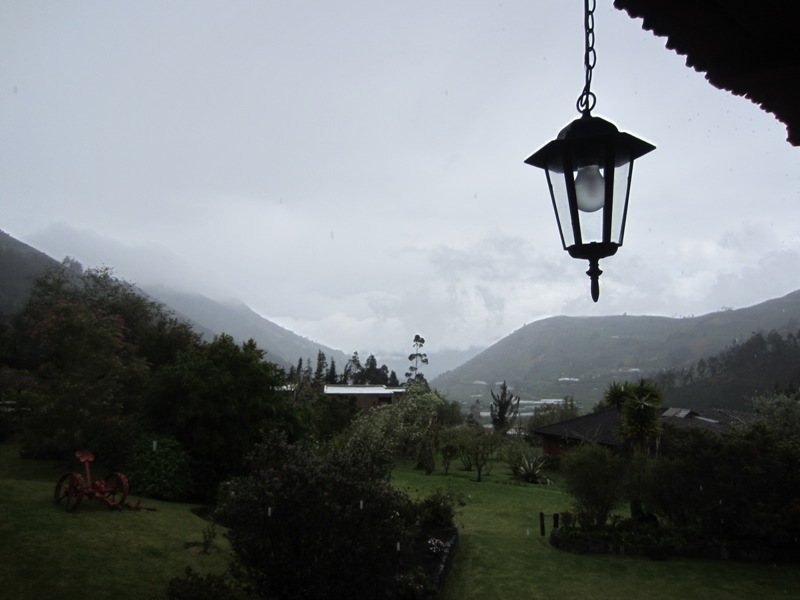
[576,0,597,115]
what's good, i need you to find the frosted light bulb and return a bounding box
[574,165,605,212]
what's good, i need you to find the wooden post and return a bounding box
[539,512,545,536]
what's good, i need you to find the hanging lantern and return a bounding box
[525,0,655,302]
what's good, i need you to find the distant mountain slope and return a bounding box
[0,230,59,319]
[655,329,800,411]
[431,291,800,410]
[0,230,347,370]
[664,355,800,412]
[143,286,348,370]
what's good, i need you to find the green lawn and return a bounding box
[0,442,230,600]
[3,442,800,599]
[392,459,800,600]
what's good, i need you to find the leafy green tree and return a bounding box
[523,396,579,445]
[696,358,708,378]
[78,266,200,368]
[310,394,360,442]
[16,264,199,370]
[643,423,800,555]
[146,335,300,499]
[17,296,148,457]
[561,443,625,529]
[363,353,390,385]
[313,350,328,383]
[465,398,482,427]
[11,267,152,455]
[437,400,464,428]
[343,351,364,384]
[7,263,203,460]
[461,425,501,482]
[342,382,448,470]
[218,432,414,600]
[404,334,429,384]
[439,427,461,474]
[489,381,520,434]
[325,357,339,383]
[415,410,438,474]
[12,262,197,373]
[287,355,316,404]
[444,424,501,481]
[283,351,362,442]
[751,390,800,438]
[453,427,475,471]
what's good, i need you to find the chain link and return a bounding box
[576,0,597,115]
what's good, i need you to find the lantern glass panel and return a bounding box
[545,168,574,249]
[548,157,606,246]
[611,155,633,245]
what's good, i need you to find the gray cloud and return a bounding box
[2,1,799,356]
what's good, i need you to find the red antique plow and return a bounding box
[54,450,139,511]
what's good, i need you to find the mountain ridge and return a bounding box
[142,285,348,370]
[5,228,800,406]
[0,230,348,371]
[431,291,800,409]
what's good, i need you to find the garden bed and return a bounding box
[550,526,796,562]
[411,526,459,593]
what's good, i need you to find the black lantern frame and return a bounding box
[524,0,655,302]
[525,114,654,301]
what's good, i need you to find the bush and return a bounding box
[414,487,461,529]
[165,567,237,600]
[217,432,415,600]
[643,423,800,557]
[394,566,438,600]
[506,441,549,483]
[561,443,624,529]
[125,434,194,501]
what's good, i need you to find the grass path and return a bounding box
[392,460,800,600]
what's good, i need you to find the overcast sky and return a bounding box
[2,1,799,359]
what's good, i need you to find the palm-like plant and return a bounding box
[603,381,629,411]
[602,379,664,521]
[603,380,629,425]
[508,449,550,484]
[604,379,663,457]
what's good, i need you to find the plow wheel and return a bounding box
[103,472,129,507]
[54,472,84,512]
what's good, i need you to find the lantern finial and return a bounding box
[587,258,602,302]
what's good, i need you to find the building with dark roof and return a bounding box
[534,406,757,456]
